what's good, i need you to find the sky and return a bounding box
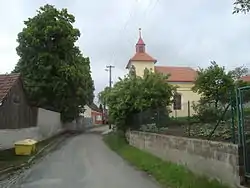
[0,0,250,103]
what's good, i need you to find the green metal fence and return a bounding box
[236,86,250,177]
[129,96,238,143]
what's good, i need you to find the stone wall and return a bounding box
[128,131,240,187]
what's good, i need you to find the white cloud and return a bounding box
[0,0,250,97]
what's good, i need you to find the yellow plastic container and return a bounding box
[14,139,37,156]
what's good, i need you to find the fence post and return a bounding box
[187,101,191,136]
[157,108,160,127]
[230,90,236,144]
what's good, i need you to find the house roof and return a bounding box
[88,103,102,112]
[155,66,197,82]
[240,75,250,82]
[129,52,157,63]
[127,52,157,69]
[0,73,20,102]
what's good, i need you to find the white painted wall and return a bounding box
[37,108,63,138]
[83,105,92,118]
[0,108,63,150]
[0,127,40,150]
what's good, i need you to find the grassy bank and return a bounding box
[103,132,229,188]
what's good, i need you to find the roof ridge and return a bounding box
[0,73,20,76]
[155,65,195,69]
[155,66,197,82]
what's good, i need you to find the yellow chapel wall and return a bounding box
[128,61,200,117]
[168,82,200,117]
[130,60,155,77]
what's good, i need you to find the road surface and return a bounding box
[16,128,160,188]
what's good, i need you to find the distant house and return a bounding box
[83,104,103,125]
[240,75,250,82]
[0,73,37,129]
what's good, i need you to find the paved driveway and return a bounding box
[15,131,160,188]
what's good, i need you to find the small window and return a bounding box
[173,93,182,110]
[96,115,102,121]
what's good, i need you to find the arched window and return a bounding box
[173,93,182,110]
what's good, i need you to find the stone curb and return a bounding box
[0,133,71,187]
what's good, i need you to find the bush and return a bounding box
[168,116,200,126]
[99,69,175,132]
[192,102,224,123]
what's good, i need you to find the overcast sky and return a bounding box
[0,0,250,102]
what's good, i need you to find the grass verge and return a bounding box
[103,132,230,188]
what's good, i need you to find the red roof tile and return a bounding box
[155,66,197,82]
[0,73,20,102]
[130,52,157,62]
[240,75,250,82]
[126,52,157,68]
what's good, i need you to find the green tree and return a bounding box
[13,4,94,122]
[98,86,111,107]
[192,61,250,123]
[233,0,250,14]
[192,61,234,108]
[99,69,175,131]
[228,66,249,80]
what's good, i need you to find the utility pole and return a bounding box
[106,65,115,88]
[105,65,115,129]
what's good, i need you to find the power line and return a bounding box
[110,0,157,68]
[109,3,139,67]
[104,0,157,87]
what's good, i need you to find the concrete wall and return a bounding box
[128,131,240,187]
[83,105,92,118]
[63,116,93,131]
[0,127,40,150]
[0,108,63,150]
[36,108,63,138]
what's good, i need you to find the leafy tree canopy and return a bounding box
[13,4,94,122]
[192,61,235,106]
[99,69,175,131]
[233,0,250,14]
[98,86,111,107]
[192,61,250,123]
[228,65,249,80]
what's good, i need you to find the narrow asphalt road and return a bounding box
[15,129,161,188]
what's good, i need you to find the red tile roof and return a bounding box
[155,66,197,82]
[240,75,250,82]
[130,52,157,62]
[0,73,20,102]
[126,52,157,68]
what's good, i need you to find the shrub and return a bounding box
[192,102,224,123]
